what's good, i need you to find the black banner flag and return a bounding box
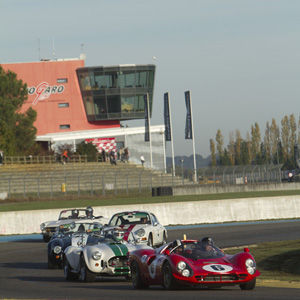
[144,94,150,142]
[164,93,171,141]
[185,91,192,139]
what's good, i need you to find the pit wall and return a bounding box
[1,195,300,235]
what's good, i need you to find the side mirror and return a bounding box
[165,250,170,256]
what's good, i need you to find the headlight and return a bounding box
[40,223,45,230]
[177,261,192,277]
[53,246,62,254]
[245,259,256,275]
[177,261,186,271]
[92,251,102,260]
[135,229,145,237]
[182,269,190,277]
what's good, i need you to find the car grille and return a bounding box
[108,256,129,268]
[195,274,248,282]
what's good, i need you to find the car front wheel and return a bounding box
[163,262,178,290]
[131,261,149,289]
[64,258,79,281]
[147,234,153,247]
[80,256,96,282]
[240,278,256,290]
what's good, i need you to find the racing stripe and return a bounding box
[123,224,136,241]
[108,243,122,256]
[115,243,128,255]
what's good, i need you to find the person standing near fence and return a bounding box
[62,150,68,164]
[101,148,106,162]
[140,155,145,167]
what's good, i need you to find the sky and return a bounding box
[1,0,300,158]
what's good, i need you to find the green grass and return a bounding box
[1,190,300,212]
[226,239,300,282]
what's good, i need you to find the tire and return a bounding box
[163,262,178,290]
[47,257,57,269]
[80,255,96,282]
[43,236,50,243]
[240,278,256,290]
[147,234,153,247]
[131,261,149,289]
[64,258,79,281]
[162,232,167,246]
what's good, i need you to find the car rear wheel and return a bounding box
[163,262,178,290]
[80,255,96,282]
[131,261,149,289]
[240,278,256,290]
[64,258,79,281]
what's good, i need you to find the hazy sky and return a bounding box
[1,0,300,158]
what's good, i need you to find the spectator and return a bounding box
[140,155,145,167]
[62,150,68,164]
[110,149,117,165]
[101,148,106,162]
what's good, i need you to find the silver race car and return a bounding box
[64,227,152,282]
[105,211,168,247]
[40,207,109,242]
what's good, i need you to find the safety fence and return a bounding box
[2,155,88,165]
[183,164,284,185]
[0,169,189,199]
[0,163,285,199]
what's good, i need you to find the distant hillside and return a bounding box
[166,154,211,169]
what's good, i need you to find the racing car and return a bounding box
[129,237,260,290]
[63,227,152,282]
[105,211,167,247]
[40,207,109,242]
[47,221,103,269]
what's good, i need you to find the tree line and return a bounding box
[210,115,300,170]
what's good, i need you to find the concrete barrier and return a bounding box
[1,195,300,235]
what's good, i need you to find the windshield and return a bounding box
[109,212,150,226]
[56,222,102,237]
[169,241,225,260]
[59,209,89,220]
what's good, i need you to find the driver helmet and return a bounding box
[112,229,125,241]
[201,237,214,246]
[86,206,93,218]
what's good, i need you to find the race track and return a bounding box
[1,220,300,299]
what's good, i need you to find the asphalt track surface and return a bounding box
[1,220,300,300]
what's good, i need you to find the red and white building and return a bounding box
[1,58,165,169]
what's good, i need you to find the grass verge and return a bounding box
[226,239,300,288]
[1,190,300,212]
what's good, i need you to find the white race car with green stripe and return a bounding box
[64,240,151,282]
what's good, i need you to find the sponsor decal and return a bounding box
[27,82,65,105]
[148,258,158,279]
[203,264,233,273]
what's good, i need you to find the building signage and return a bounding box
[27,82,65,105]
[85,138,116,153]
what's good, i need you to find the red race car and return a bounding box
[129,237,260,290]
